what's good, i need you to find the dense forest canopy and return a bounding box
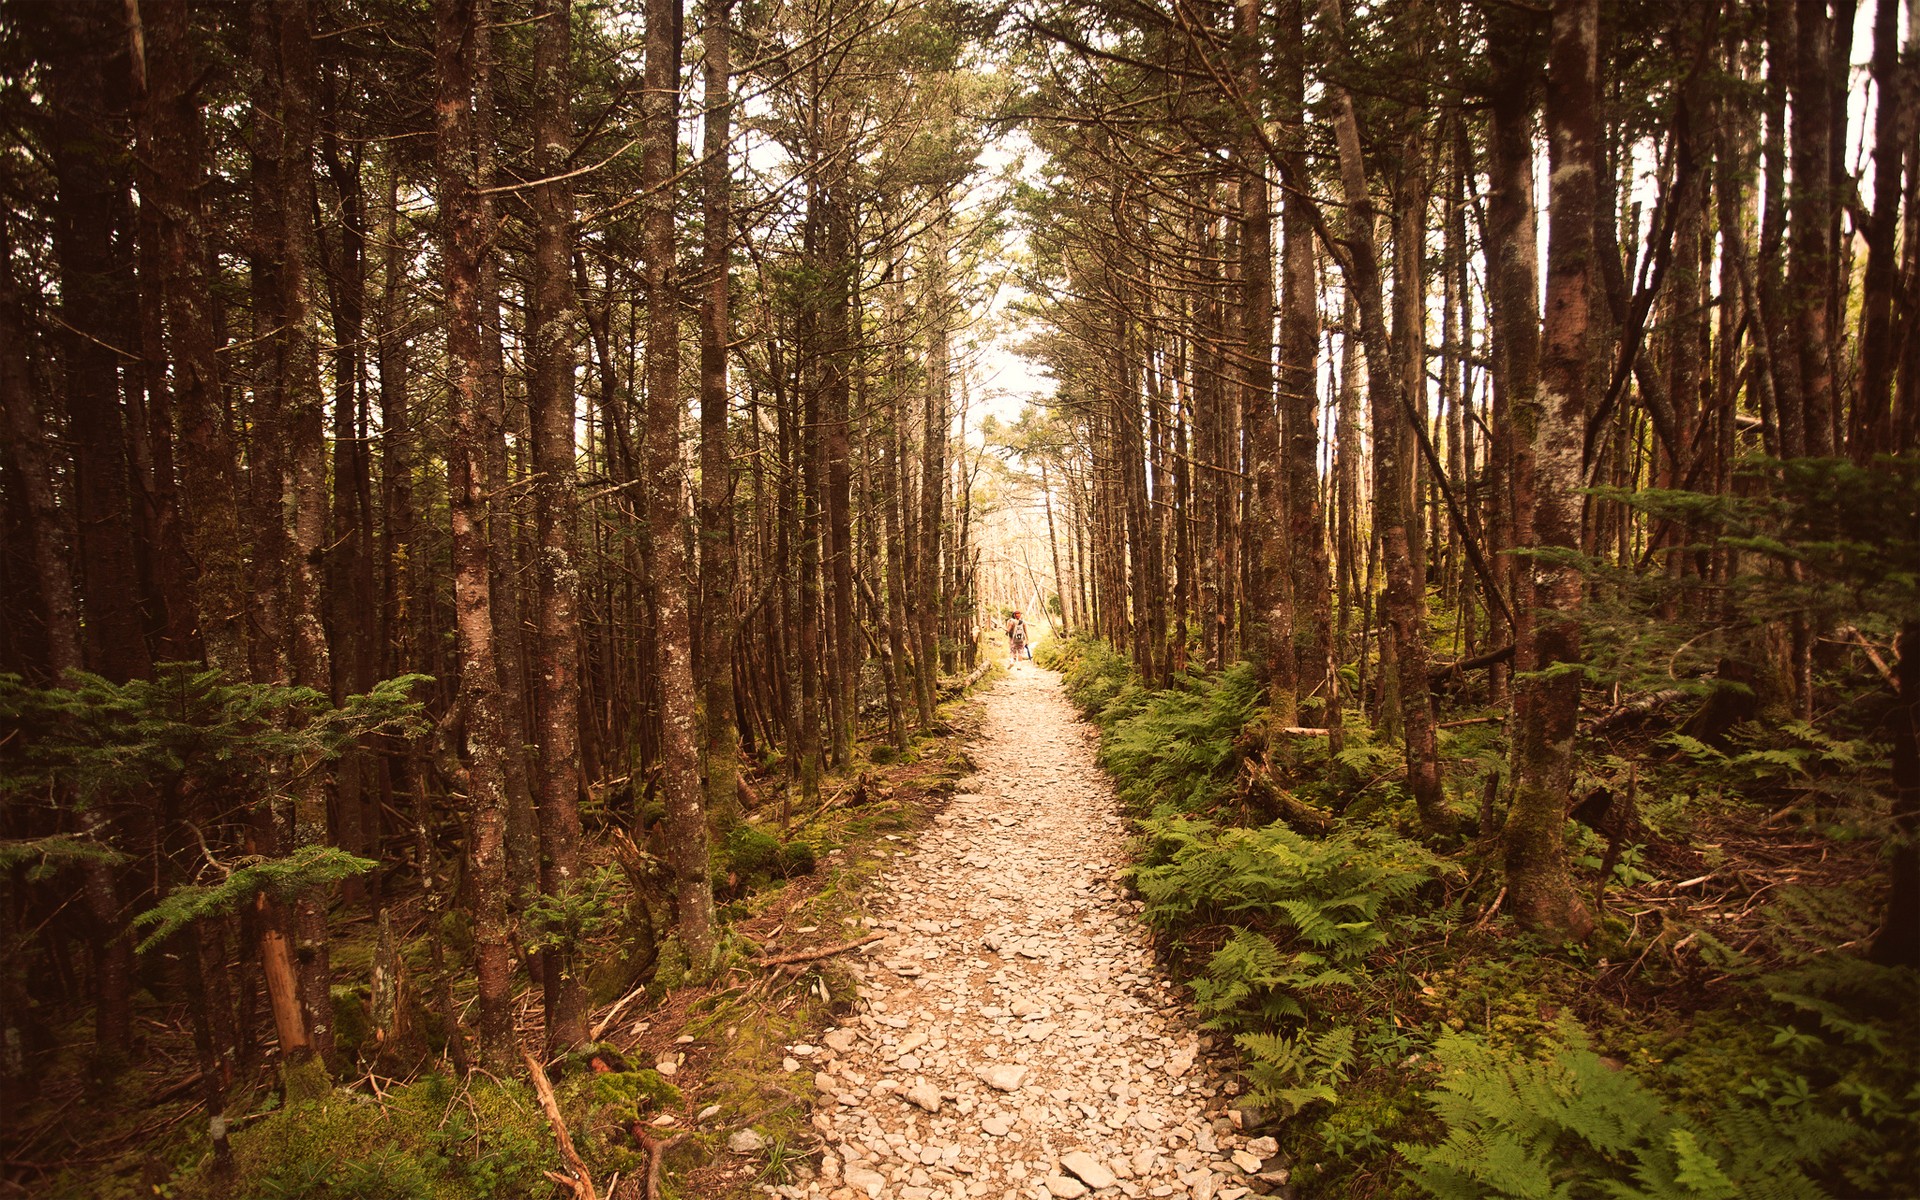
[1,0,1917,1195]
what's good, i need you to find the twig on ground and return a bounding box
[634,1130,689,1200]
[1472,886,1506,931]
[524,1050,598,1200]
[750,933,883,968]
[591,980,651,1041]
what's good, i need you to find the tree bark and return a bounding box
[1504,0,1599,942]
[698,0,742,827]
[1318,0,1448,831]
[433,0,515,1067]
[1277,0,1328,726]
[46,1,149,686]
[642,0,718,965]
[529,0,588,1053]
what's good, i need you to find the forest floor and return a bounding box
[795,663,1288,1200]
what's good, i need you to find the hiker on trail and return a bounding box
[1007,611,1029,662]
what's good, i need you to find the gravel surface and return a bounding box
[782,663,1285,1200]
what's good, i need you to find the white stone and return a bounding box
[981,1064,1027,1092]
[730,1129,768,1153]
[906,1082,944,1113]
[1059,1152,1116,1190]
[1044,1176,1090,1199]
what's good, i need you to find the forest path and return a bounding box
[801,663,1277,1200]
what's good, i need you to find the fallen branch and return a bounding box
[1439,715,1505,729]
[1581,689,1688,736]
[634,1130,689,1200]
[1840,625,1896,689]
[1472,886,1506,931]
[524,1050,598,1200]
[1430,644,1516,684]
[590,979,650,1041]
[750,933,883,968]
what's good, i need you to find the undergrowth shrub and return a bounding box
[1132,813,1447,1116]
[1052,636,1135,719]
[195,1072,557,1199]
[1399,1026,1851,1200]
[1099,663,1263,815]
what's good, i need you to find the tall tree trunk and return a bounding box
[147,0,309,1065]
[1505,0,1600,941]
[642,0,718,964]
[47,2,149,687]
[916,221,949,721]
[433,0,515,1067]
[529,0,588,1053]
[1236,0,1288,714]
[473,0,541,901]
[1277,0,1329,725]
[1483,17,1544,708]
[699,0,741,827]
[1318,0,1448,831]
[1853,0,1908,457]
[1790,0,1837,460]
[274,0,340,1071]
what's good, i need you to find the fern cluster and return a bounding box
[1400,1027,1850,1200]
[1131,813,1444,1115]
[1098,663,1263,815]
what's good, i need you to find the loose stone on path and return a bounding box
[775,665,1280,1200]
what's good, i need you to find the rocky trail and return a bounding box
[787,663,1290,1200]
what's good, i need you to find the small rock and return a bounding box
[698,1104,722,1121]
[981,1116,1014,1136]
[655,1060,679,1077]
[1230,1151,1262,1174]
[1059,1152,1116,1190]
[815,1071,837,1092]
[784,1057,802,1072]
[980,1064,1027,1092]
[906,1081,944,1113]
[1044,1175,1090,1199]
[1245,1137,1278,1156]
[1010,998,1041,1017]
[823,1028,859,1053]
[730,1129,768,1154]
[844,1166,887,1198]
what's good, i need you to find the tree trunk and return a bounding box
[529,0,588,1053]
[433,0,515,1067]
[47,1,150,686]
[917,222,950,720]
[1277,0,1329,725]
[273,0,341,1072]
[1318,0,1448,832]
[642,0,718,965]
[699,0,742,827]
[1505,0,1599,942]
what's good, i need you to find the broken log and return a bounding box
[749,933,883,968]
[525,1050,598,1200]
